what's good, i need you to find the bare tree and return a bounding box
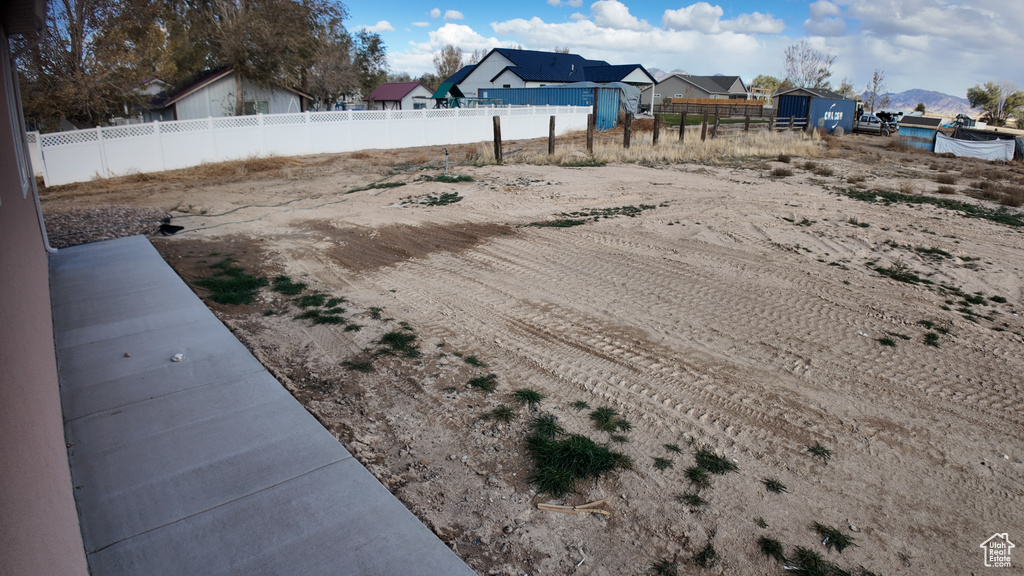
[783,39,835,89]
[836,77,857,100]
[996,80,1021,122]
[433,44,463,80]
[468,48,486,64]
[864,68,890,113]
[305,31,358,111]
[553,46,571,54]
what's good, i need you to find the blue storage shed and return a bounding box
[775,88,855,135]
[898,116,943,151]
[478,86,621,130]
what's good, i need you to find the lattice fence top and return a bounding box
[41,130,99,146]
[310,111,351,123]
[352,111,388,121]
[264,114,307,126]
[213,116,260,129]
[35,106,590,148]
[103,124,156,140]
[160,120,208,134]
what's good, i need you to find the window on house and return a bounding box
[413,102,426,110]
[653,94,661,98]
[503,84,511,88]
[243,100,270,115]
[674,94,683,98]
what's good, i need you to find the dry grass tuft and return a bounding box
[936,185,957,195]
[494,130,826,167]
[934,173,958,185]
[898,180,917,194]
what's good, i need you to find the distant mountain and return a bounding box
[861,88,979,117]
[648,68,688,81]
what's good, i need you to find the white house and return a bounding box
[147,68,311,121]
[364,82,433,110]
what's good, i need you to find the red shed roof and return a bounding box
[366,82,428,102]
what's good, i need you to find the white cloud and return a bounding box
[570,12,587,21]
[444,10,464,21]
[804,0,844,36]
[430,8,441,18]
[804,17,845,36]
[363,21,394,33]
[661,2,781,35]
[662,2,723,33]
[809,0,841,20]
[592,0,650,31]
[412,21,430,27]
[720,12,784,34]
[547,0,560,5]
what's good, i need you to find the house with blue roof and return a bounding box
[437,48,654,102]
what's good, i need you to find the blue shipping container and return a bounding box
[478,87,620,130]
[776,95,809,122]
[776,93,855,134]
[808,97,855,134]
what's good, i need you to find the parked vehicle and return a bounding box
[853,114,896,136]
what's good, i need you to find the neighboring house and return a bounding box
[145,68,311,122]
[444,48,653,100]
[644,74,750,108]
[364,82,433,110]
[2,0,93,573]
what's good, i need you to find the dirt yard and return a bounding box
[41,131,1024,575]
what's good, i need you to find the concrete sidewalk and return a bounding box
[51,235,475,575]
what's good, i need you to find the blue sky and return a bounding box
[346,0,1024,97]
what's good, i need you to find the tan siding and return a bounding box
[0,24,90,576]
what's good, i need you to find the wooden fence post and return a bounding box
[623,114,632,149]
[788,117,795,131]
[679,114,685,143]
[712,114,720,139]
[586,113,594,155]
[492,116,503,164]
[700,113,708,141]
[653,114,660,144]
[744,115,750,132]
[548,115,555,155]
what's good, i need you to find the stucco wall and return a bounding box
[0,23,89,576]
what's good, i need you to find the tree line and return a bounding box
[15,0,389,131]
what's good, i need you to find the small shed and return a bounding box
[898,116,943,151]
[775,88,855,135]
[151,68,310,120]
[365,82,433,110]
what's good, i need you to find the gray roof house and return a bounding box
[445,48,654,99]
[644,74,749,107]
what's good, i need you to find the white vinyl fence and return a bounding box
[30,106,591,187]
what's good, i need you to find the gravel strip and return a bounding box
[44,206,172,248]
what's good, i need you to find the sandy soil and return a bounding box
[42,133,1024,575]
